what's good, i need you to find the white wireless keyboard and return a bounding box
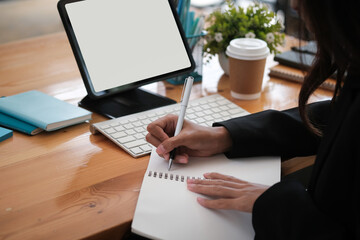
[90,94,248,157]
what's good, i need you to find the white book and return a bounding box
[132,148,280,240]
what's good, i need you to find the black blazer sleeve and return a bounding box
[252,180,347,240]
[213,100,332,159]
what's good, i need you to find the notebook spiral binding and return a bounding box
[148,171,202,182]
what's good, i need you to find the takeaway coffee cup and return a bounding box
[226,38,269,100]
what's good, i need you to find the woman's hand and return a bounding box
[146,114,232,164]
[187,172,269,213]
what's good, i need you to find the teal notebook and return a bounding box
[0,126,13,142]
[0,91,92,131]
[0,112,43,135]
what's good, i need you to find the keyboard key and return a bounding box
[133,121,142,127]
[147,113,156,118]
[130,147,143,155]
[219,105,230,111]
[218,99,228,105]
[156,111,166,116]
[202,104,211,110]
[135,127,145,133]
[141,119,151,125]
[111,131,127,139]
[110,122,120,127]
[213,113,222,119]
[124,123,134,129]
[100,124,111,129]
[191,102,199,106]
[115,126,125,131]
[119,119,129,124]
[195,112,205,117]
[140,144,152,152]
[128,117,139,122]
[209,102,219,108]
[194,106,202,112]
[117,136,136,144]
[204,109,213,115]
[124,139,148,148]
[105,128,116,134]
[204,115,213,121]
[229,108,244,115]
[135,133,144,139]
[212,107,222,113]
[187,108,195,114]
[187,113,197,119]
[220,111,231,117]
[125,129,136,135]
[196,117,206,123]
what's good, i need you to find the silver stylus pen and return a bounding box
[168,76,194,171]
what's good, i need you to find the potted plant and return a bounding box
[203,1,285,75]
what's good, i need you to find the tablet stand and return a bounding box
[79,88,176,119]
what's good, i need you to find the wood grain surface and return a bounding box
[0,32,332,240]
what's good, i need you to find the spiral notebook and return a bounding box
[132,148,280,240]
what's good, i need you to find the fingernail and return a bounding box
[164,152,170,161]
[156,145,166,155]
[177,156,188,164]
[187,178,195,183]
[187,184,195,190]
[197,197,205,204]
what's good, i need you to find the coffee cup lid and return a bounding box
[226,38,269,60]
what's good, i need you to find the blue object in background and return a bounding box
[0,126,13,142]
[0,112,43,135]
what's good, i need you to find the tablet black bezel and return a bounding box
[57,0,195,99]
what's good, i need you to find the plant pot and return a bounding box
[218,52,229,76]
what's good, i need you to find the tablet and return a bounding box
[58,0,195,99]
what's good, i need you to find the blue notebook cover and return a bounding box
[0,112,43,135]
[0,91,92,131]
[0,126,13,142]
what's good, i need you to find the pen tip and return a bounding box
[168,160,173,171]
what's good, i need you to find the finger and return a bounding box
[174,152,189,164]
[145,133,162,147]
[187,183,238,198]
[158,135,186,155]
[148,114,178,134]
[147,122,170,143]
[187,178,242,189]
[197,197,238,210]
[203,172,248,184]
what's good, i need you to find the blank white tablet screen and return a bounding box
[65,0,191,92]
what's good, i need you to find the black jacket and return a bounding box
[215,73,360,239]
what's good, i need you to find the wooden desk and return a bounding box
[0,32,332,240]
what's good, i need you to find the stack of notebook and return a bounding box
[271,41,336,91]
[0,90,92,136]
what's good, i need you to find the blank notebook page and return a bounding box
[132,148,280,240]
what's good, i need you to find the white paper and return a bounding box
[132,148,280,240]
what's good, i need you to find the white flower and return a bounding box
[245,32,256,38]
[266,32,275,43]
[214,32,223,42]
